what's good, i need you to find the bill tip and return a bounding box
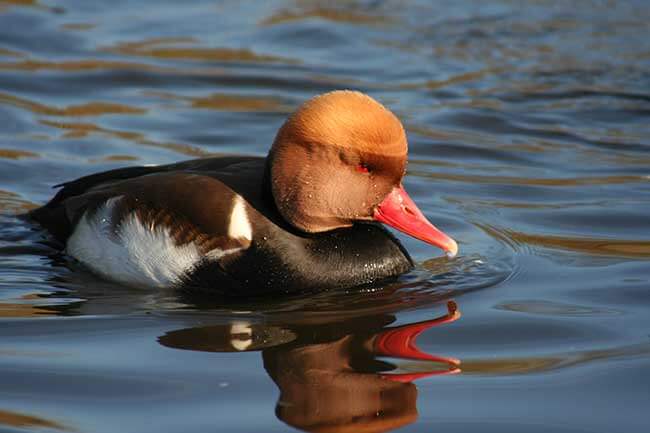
[445,239,459,258]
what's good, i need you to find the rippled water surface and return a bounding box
[1,1,650,432]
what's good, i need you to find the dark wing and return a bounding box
[30,164,162,241]
[29,156,264,241]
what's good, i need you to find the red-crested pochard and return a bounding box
[30,91,458,295]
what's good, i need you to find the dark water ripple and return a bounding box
[1,1,650,432]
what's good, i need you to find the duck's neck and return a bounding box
[242,223,413,294]
[305,224,414,289]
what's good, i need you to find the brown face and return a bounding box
[269,90,458,257]
[269,90,407,232]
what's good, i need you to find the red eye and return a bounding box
[356,164,369,174]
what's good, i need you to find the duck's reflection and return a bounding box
[158,301,460,433]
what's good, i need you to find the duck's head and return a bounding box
[268,90,458,257]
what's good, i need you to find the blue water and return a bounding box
[1,1,649,432]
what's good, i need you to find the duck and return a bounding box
[30,90,458,295]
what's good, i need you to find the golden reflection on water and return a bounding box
[0,0,40,12]
[448,198,565,210]
[59,22,96,31]
[495,299,619,316]
[0,409,68,431]
[408,124,508,149]
[0,189,37,213]
[413,170,649,187]
[0,47,24,58]
[39,120,211,157]
[0,149,38,159]
[0,59,176,73]
[191,93,289,112]
[0,0,37,5]
[147,90,290,113]
[0,92,146,117]
[0,294,58,318]
[399,68,500,91]
[105,37,297,64]
[261,6,392,27]
[462,342,650,376]
[89,154,140,163]
[484,225,650,259]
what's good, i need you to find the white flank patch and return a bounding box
[66,197,203,288]
[228,195,252,241]
[229,321,253,351]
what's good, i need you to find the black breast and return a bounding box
[182,223,413,296]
